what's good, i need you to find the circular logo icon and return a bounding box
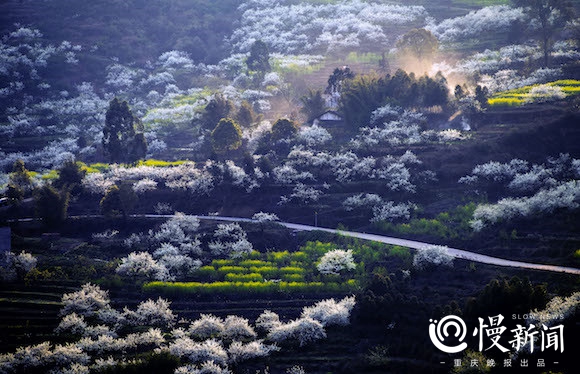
[429,315,468,353]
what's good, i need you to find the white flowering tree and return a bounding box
[317,249,356,275]
[267,317,326,347]
[5,286,357,372]
[208,223,253,258]
[116,251,169,281]
[60,283,111,318]
[301,296,356,327]
[413,245,454,270]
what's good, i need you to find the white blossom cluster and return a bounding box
[479,68,563,93]
[118,213,203,281]
[354,106,468,148]
[0,250,38,281]
[0,26,81,100]
[426,6,526,43]
[342,193,413,223]
[208,223,253,258]
[0,138,79,171]
[1,284,356,373]
[524,84,566,103]
[251,212,280,222]
[230,0,427,54]
[471,180,580,230]
[433,41,572,93]
[83,162,214,196]
[279,183,323,206]
[283,146,423,191]
[412,245,454,270]
[460,159,530,184]
[316,249,356,275]
[296,124,332,147]
[460,154,580,194]
[301,296,356,327]
[158,50,195,70]
[264,296,355,347]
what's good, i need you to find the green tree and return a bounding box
[246,40,271,74]
[6,184,23,203]
[54,160,86,194]
[454,84,466,100]
[128,133,148,162]
[326,66,355,95]
[35,185,69,227]
[100,182,137,218]
[210,118,243,153]
[340,73,386,127]
[202,93,234,129]
[9,160,32,192]
[300,89,327,122]
[235,100,256,127]
[102,98,147,163]
[271,118,299,142]
[475,85,489,109]
[511,0,575,67]
[246,40,271,86]
[396,28,439,62]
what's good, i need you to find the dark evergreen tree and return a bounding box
[100,182,137,219]
[246,40,271,74]
[6,184,23,204]
[35,185,69,227]
[475,85,489,108]
[454,85,466,100]
[54,160,86,194]
[235,101,256,127]
[202,93,234,129]
[326,66,355,95]
[9,160,32,192]
[102,98,147,163]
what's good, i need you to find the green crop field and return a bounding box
[488,80,580,107]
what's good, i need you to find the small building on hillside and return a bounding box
[312,110,344,128]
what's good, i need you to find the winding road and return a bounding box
[157,215,580,275]
[11,214,580,275]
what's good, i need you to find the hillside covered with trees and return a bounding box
[1,0,580,373]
